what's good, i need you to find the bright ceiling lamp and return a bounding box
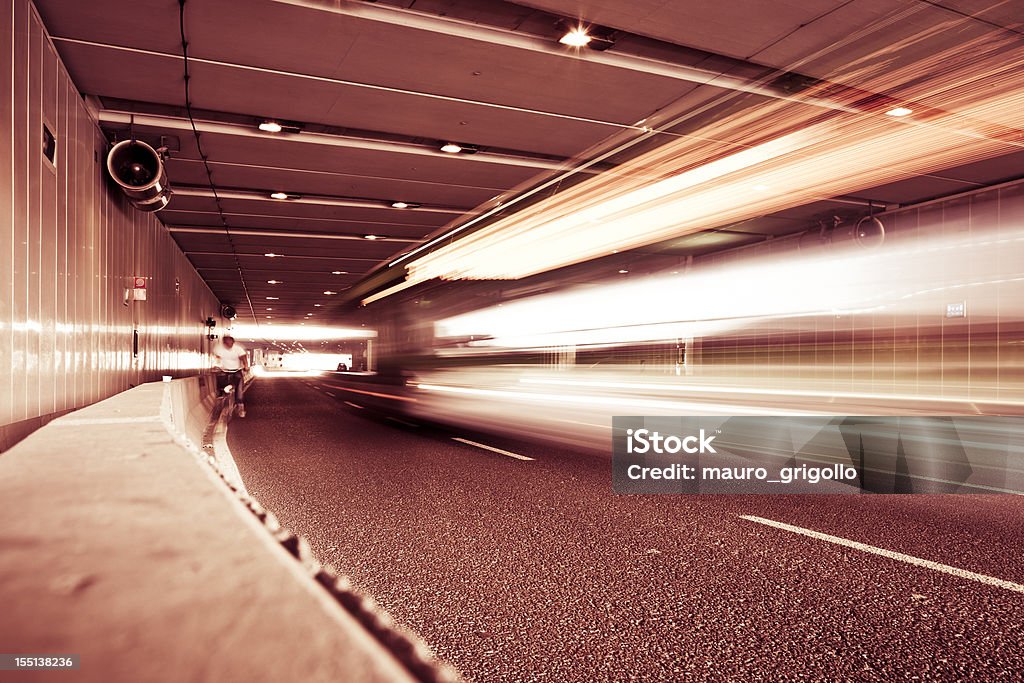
[559,27,591,47]
[258,120,283,133]
[885,107,913,117]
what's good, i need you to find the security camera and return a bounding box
[827,214,886,249]
[221,304,237,320]
[854,215,885,248]
[106,139,171,212]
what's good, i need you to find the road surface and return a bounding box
[227,376,1024,682]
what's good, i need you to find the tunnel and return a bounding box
[2,0,1024,681]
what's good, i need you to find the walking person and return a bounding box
[213,335,249,417]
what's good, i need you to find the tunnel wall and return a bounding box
[687,181,1024,403]
[0,0,223,449]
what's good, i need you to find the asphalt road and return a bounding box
[228,376,1024,682]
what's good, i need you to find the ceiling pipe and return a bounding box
[271,0,858,113]
[172,186,465,214]
[168,226,418,242]
[97,110,571,171]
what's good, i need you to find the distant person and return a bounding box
[213,335,249,417]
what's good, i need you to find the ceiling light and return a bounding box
[331,270,347,275]
[391,201,409,209]
[885,107,913,117]
[363,234,384,240]
[265,315,273,319]
[267,279,282,284]
[559,27,591,47]
[440,143,463,154]
[323,290,337,295]
[266,307,273,311]
[314,303,322,307]
[270,191,289,200]
[264,252,281,257]
[618,269,629,274]
[258,120,283,133]
[266,296,279,300]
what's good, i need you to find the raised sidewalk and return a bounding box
[0,377,418,682]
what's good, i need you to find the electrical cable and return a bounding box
[178,0,257,327]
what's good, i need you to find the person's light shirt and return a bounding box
[213,342,247,371]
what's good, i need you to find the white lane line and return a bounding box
[344,401,365,410]
[386,416,419,428]
[324,390,337,397]
[741,515,1024,594]
[452,437,535,461]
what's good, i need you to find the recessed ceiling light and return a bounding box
[264,252,281,257]
[270,191,289,200]
[331,270,347,275]
[618,269,629,274]
[265,315,272,319]
[440,142,462,154]
[391,201,410,209]
[559,27,591,47]
[363,234,383,240]
[313,303,322,307]
[258,120,283,133]
[267,279,282,284]
[885,107,913,117]
[323,290,337,295]
[266,307,273,311]
[265,296,279,300]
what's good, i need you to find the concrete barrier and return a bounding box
[166,373,219,449]
[0,378,419,682]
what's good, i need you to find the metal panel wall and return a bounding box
[690,181,1024,405]
[1,0,224,448]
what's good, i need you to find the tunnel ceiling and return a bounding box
[33,0,1024,326]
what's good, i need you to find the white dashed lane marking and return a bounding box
[741,515,1024,594]
[452,437,535,461]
